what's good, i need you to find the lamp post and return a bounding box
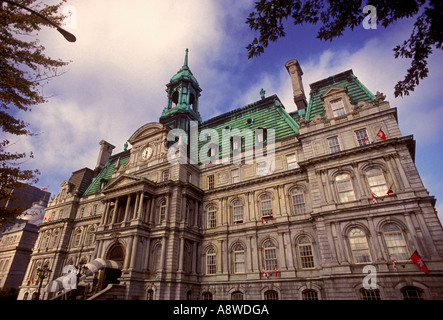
[1,0,76,42]
[34,264,51,300]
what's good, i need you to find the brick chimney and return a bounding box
[95,140,115,171]
[285,59,307,110]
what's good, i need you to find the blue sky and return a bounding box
[9,0,443,222]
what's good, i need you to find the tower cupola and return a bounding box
[160,49,202,131]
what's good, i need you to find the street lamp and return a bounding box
[34,264,51,300]
[1,0,76,42]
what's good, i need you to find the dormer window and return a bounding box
[330,98,346,117]
[320,86,351,119]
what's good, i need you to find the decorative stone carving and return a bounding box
[375,91,386,103]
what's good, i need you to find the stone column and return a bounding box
[123,194,132,222]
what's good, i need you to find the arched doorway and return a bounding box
[102,243,124,290]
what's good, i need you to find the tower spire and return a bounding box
[184,48,189,67]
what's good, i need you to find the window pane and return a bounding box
[261,195,272,217]
[233,201,244,222]
[383,224,409,260]
[349,228,371,263]
[355,129,369,146]
[331,99,346,117]
[335,173,355,202]
[328,136,341,153]
[291,189,305,214]
[298,237,314,269]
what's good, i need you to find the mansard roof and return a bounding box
[197,94,299,158]
[304,69,377,122]
[83,150,130,196]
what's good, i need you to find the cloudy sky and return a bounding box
[9,0,443,222]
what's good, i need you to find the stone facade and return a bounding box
[17,55,443,300]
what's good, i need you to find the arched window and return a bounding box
[231,291,244,300]
[360,288,381,300]
[366,168,388,197]
[382,224,409,261]
[233,244,245,273]
[260,194,272,218]
[298,236,314,269]
[291,188,306,214]
[401,286,425,300]
[207,206,216,229]
[302,289,318,300]
[202,291,213,300]
[232,200,244,223]
[348,228,372,263]
[263,240,277,270]
[335,173,355,202]
[159,200,167,224]
[147,289,154,300]
[264,290,278,300]
[206,247,216,275]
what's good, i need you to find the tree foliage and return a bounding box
[0,0,70,226]
[246,0,443,97]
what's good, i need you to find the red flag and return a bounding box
[410,250,429,274]
[387,184,394,195]
[274,265,278,277]
[372,192,377,204]
[377,129,386,140]
[41,187,48,191]
[261,267,269,279]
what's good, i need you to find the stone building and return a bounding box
[18,52,443,300]
[0,198,49,290]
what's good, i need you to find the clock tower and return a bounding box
[159,49,202,134]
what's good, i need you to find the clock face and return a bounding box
[141,147,153,160]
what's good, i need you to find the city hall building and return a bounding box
[18,51,443,300]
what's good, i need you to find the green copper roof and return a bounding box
[169,49,200,86]
[193,94,299,160]
[305,69,376,122]
[82,151,130,196]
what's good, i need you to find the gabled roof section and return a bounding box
[305,69,377,122]
[82,150,130,196]
[195,94,299,159]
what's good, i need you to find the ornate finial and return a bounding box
[184,48,189,67]
[260,88,266,99]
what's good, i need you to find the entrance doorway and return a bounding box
[102,243,124,290]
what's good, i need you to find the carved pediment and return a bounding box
[102,174,151,193]
[320,86,347,100]
[128,122,168,145]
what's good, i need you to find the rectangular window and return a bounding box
[208,175,214,190]
[355,129,369,146]
[299,244,315,269]
[328,136,341,153]
[187,171,192,183]
[286,153,298,170]
[330,98,346,117]
[162,170,169,181]
[234,251,245,273]
[206,254,216,275]
[231,168,240,184]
